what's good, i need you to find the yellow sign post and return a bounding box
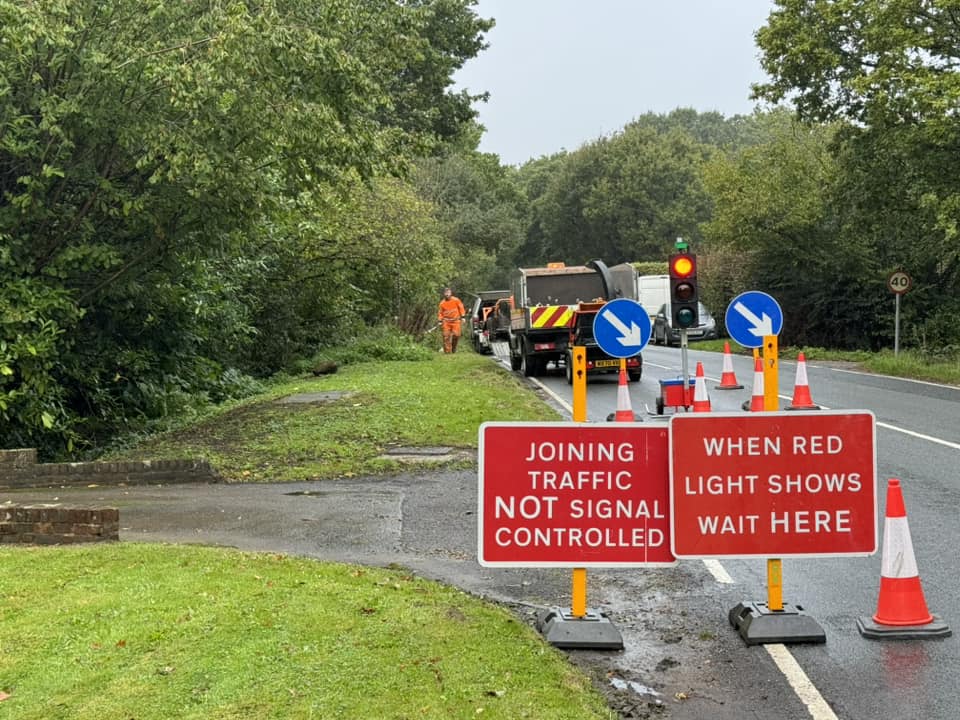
[762,335,783,612]
[537,345,623,649]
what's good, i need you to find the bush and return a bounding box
[294,325,433,372]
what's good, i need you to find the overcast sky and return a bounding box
[454,0,776,165]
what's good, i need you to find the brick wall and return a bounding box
[0,449,218,489]
[0,504,119,544]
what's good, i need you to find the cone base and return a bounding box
[614,410,635,422]
[786,404,820,410]
[857,615,951,640]
[716,383,744,390]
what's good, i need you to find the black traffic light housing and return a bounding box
[669,252,699,329]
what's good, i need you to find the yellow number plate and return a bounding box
[593,359,620,368]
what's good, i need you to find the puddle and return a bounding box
[609,677,662,699]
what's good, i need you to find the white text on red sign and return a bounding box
[479,423,675,567]
[669,412,877,558]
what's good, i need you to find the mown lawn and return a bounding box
[0,544,613,720]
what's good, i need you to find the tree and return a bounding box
[521,121,714,266]
[703,112,883,348]
[0,0,491,455]
[754,0,960,347]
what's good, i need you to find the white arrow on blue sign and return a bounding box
[592,298,652,358]
[724,291,783,348]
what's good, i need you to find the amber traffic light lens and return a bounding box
[671,257,694,277]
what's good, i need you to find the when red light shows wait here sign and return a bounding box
[669,411,877,559]
[478,423,675,567]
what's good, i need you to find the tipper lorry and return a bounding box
[507,260,642,380]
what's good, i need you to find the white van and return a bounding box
[637,275,670,319]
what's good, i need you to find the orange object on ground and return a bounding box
[786,352,819,410]
[716,341,744,390]
[614,366,635,422]
[692,362,711,412]
[858,479,951,639]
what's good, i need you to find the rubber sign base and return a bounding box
[729,601,826,645]
[856,615,951,640]
[536,608,624,650]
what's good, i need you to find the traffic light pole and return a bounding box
[679,328,690,407]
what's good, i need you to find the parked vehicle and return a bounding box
[484,296,513,341]
[637,274,670,321]
[508,260,642,378]
[469,290,510,354]
[651,302,718,346]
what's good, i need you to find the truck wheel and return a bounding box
[656,396,664,415]
[629,369,642,382]
[521,342,538,377]
[509,339,522,371]
[565,351,573,384]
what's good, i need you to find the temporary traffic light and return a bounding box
[669,252,699,330]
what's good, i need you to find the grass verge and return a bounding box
[692,340,960,386]
[0,544,613,720]
[108,352,559,481]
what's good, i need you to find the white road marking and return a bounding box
[765,644,839,720]
[702,559,734,584]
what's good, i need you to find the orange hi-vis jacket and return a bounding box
[438,296,466,324]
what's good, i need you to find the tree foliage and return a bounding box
[0,0,491,456]
[754,0,960,349]
[515,114,717,267]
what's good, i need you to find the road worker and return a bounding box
[437,287,466,353]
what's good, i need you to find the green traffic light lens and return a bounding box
[676,307,696,328]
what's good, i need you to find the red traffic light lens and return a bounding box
[671,256,694,277]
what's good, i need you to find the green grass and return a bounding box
[0,544,613,720]
[107,352,560,481]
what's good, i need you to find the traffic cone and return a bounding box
[747,357,764,412]
[857,479,951,639]
[715,342,744,390]
[692,362,711,412]
[614,366,635,422]
[786,352,819,410]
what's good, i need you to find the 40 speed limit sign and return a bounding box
[887,270,912,295]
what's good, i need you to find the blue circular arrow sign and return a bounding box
[725,291,784,348]
[592,298,651,358]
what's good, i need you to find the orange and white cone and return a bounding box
[858,479,951,639]
[787,352,819,410]
[692,362,711,412]
[747,357,764,412]
[715,342,744,390]
[614,366,635,422]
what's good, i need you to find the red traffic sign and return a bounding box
[887,270,912,295]
[479,422,675,567]
[669,411,877,559]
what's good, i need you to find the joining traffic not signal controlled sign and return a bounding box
[669,252,698,329]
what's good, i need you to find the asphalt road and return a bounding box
[500,340,960,720]
[4,341,958,719]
